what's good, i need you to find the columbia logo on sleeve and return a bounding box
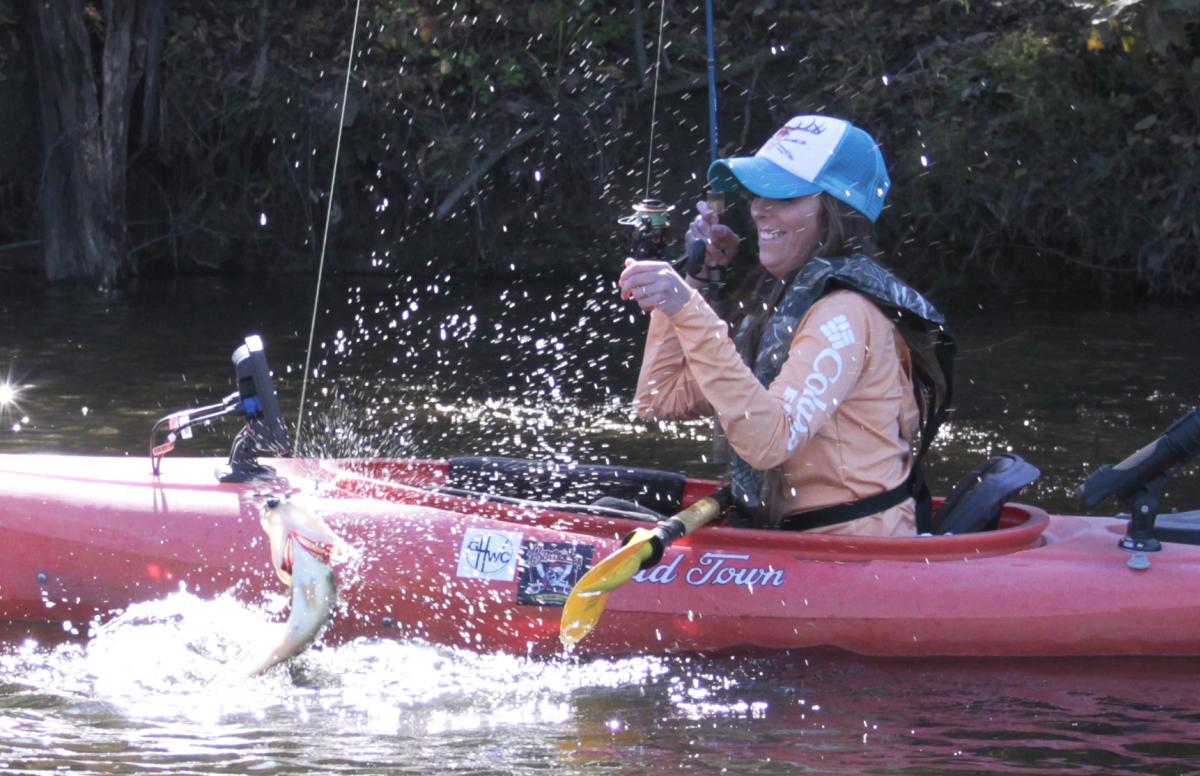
[819,315,855,350]
[781,314,859,451]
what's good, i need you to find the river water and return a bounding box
[2,275,1199,774]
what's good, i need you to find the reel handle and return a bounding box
[703,191,727,317]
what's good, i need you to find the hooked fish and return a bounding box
[248,497,349,676]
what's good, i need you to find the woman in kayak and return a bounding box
[619,115,953,536]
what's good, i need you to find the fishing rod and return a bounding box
[619,0,724,286]
[701,0,725,310]
[617,0,729,464]
[617,1,676,260]
[701,0,729,465]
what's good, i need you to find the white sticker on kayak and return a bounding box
[456,527,523,581]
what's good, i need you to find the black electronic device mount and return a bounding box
[148,335,290,482]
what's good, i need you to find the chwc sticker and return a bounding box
[517,541,593,606]
[456,527,523,581]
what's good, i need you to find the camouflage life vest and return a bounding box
[728,255,955,530]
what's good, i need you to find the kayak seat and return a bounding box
[446,456,687,515]
[934,454,1040,535]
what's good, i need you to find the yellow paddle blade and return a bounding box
[558,589,610,651]
[559,529,656,650]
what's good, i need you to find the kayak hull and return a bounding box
[2,454,1198,657]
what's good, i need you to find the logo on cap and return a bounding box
[761,117,828,162]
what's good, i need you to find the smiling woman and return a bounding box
[618,115,955,537]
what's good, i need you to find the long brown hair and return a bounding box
[727,195,882,368]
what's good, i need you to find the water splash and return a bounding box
[288,272,703,473]
[2,593,674,736]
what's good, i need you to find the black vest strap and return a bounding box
[777,481,912,531]
[910,457,934,534]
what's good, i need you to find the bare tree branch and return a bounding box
[434,125,544,221]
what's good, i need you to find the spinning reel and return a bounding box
[617,199,674,260]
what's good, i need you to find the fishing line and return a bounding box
[295,0,363,454]
[642,0,670,198]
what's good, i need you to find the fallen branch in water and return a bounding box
[434,124,544,221]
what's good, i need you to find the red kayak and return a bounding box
[2,451,1199,657]
[5,335,1198,658]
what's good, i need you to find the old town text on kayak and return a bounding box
[632,550,785,588]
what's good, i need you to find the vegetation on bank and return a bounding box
[0,0,1196,295]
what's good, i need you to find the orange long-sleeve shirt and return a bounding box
[633,288,919,536]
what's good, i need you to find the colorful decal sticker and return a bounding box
[456,527,523,581]
[632,551,785,588]
[517,540,593,606]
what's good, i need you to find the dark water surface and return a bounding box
[2,275,1200,774]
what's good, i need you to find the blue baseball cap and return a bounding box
[707,115,891,222]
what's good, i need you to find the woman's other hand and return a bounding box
[684,200,741,279]
[619,259,693,316]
